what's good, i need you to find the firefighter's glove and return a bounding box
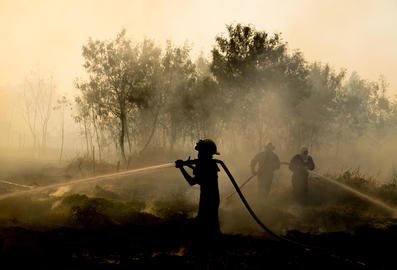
[175,159,184,168]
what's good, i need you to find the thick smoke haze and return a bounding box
[2,5,397,270]
[1,0,397,94]
[0,0,397,236]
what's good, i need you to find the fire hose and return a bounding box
[179,158,397,250]
[215,160,383,266]
[177,158,312,248]
[225,162,397,215]
[215,159,309,247]
[225,161,290,200]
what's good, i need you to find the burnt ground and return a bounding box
[1,160,397,269]
[0,216,397,270]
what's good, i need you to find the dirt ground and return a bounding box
[1,159,397,269]
[1,217,397,269]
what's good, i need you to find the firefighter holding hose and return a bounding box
[175,139,221,258]
[289,146,315,203]
[250,142,281,200]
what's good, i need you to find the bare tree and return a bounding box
[54,96,71,163]
[22,72,56,155]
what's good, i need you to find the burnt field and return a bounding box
[2,3,397,269]
[1,216,397,269]
[1,160,397,269]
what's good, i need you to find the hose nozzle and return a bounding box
[175,156,196,168]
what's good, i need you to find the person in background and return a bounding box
[289,146,315,203]
[250,142,281,200]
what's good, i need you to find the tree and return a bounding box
[22,72,56,155]
[210,23,310,149]
[290,63,345,149]
[161,41,196,150]
[184,76,222,140]
[74,96,93,158]
[211,23,286,101]
[76,30,161,165]
[54,96,71,163]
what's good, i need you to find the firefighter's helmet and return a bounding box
[195,139,220,155]
[265,142,275,151]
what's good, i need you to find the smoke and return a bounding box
[1,13,397,237]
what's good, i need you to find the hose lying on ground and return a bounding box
[215,159,312,249]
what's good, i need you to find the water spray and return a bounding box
[310,171,397,216]
[217,160,397,251]
[224,163,397,216]
[0,163,174,201]
[0,179,35,189]
[3,157,396,247]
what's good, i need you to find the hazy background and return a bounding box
[1,0,397,238]
[0,0,397,176]
[1,0,396,95]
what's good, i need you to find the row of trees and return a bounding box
[20,73,73,160]
[7,72,73,161]
[75,25,396,165]
[75,30,218,164]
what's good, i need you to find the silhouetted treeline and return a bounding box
[75,24,395,164]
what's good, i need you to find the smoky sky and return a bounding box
[1,0,396,96]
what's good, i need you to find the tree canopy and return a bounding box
[75,24,397,165]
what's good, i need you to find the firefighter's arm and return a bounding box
[250,154,260,174]
[175,160,197,186]
[274,155,281,170]
[307,157,315,170]
[288,157,296,171]
[289,156,301,171]
[181,168,197,186]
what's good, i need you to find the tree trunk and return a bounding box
[92,108,102,161]
[119,112,127,165]
[126,126,132,154]
[59,115,64,163]
[92,146,96,174]
[170,115,177,152]
[83,119,90,158]
[139,110,160,155]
